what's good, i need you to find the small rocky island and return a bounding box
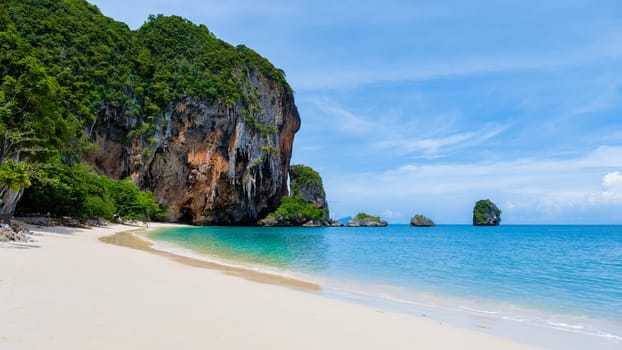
[473,199,501,226]
[346,213,388,227]
[410,214,435,227]
[259,165,339,226]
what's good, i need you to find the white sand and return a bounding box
[0,224,541,349]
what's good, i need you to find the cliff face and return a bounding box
[289,165,329,221]
[87,69,300,225]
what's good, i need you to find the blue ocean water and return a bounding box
[149,225,622,348]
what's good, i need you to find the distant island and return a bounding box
[473,199,501,226]
[410,214,435,227]
[346,213,388,227]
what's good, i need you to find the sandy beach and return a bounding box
[0,224,540,349]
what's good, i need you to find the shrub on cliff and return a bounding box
[473,199,501,226]
[289,165,323,195]
[288,164,329,221]
[265,195,325,225]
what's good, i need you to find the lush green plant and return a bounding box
[266,195,324,223]
[18,162,115,219]
[109,178,166,221]
[289,164,323,195]
[353,212,382,222]
[17,162,165,221]
[0,160,31,191]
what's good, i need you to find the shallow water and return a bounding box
[150,225,622,349]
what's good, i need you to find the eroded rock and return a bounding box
[88,70,300,225]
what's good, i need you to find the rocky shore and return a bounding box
[0,220,35,242]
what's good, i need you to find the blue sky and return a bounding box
[90,0,622,223]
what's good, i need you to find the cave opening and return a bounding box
[178,207,194,224]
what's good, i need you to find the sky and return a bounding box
[90,0,622,224]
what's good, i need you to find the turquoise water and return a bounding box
[150,225,622,348]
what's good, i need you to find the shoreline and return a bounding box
[128,225,622,350]
[1,223,542,349]
[100,227,320,291]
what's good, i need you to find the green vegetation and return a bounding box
[0,161,31,191]
[289,164,323,195]
[265,195,325,223]
[353,212,382,222]
[17,162,166,221]
[473,199,501,226]
[262,164,328,225]
[0,1,293,220]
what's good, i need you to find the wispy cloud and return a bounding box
[292,42,622,90]
[306,98,375,134]
[374,123,509,158]
[304,96,510,159]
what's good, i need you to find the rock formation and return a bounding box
[473,199,501,226]
[1,3,301,225]
[288,165,329,221]
[0,220,34,243]
[410,214,435,226]
[258,164,332,227]
[346,213,388,227]
[89,73,300,225]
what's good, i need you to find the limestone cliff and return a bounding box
[258,164,330,227]
[473,199,501,226]
[1,3,301,225]
[289,165,329,222]
[87,68,300,225]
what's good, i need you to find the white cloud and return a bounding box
[598,171,622,203]
[602,171,622,190]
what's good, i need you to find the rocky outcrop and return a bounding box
[0,220,34,243]
[346,218,388,227]
[346,213,388,227]
[473,199,501,226]
[288,165,329,221]
[88,69,300,225]
[258,165,332,227]
[410,214,435,226]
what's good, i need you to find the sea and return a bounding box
[147,224,622,349]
